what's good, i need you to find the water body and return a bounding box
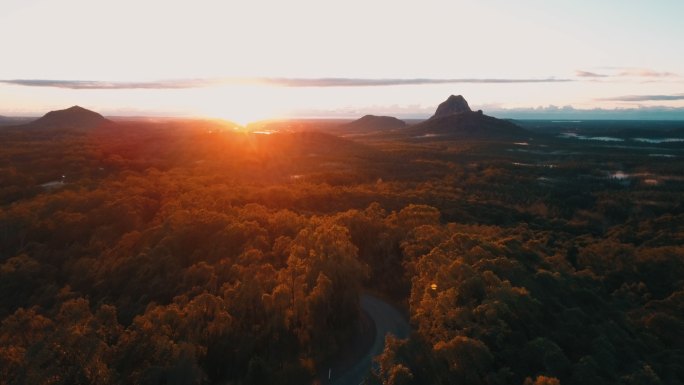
[649,154,676,158]
[558,133,624,142]
[413,133,440,139]
[512,162,557,168]
[632,137,684,144]
[40,181,65,190]
[610,171,630,180]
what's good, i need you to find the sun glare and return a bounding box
[207,110,263,127]
[193,85,284,126]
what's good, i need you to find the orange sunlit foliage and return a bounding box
[1,119,683,384]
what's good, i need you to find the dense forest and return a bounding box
[1,116,684,385]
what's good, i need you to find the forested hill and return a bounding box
[28,105,112,129]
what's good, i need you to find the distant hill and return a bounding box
[28,106,111,129]
[340,115,406,133]
[406,95,529,140]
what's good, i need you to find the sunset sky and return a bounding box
[1,0,683,123]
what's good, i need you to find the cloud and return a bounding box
[259,77,572,87]
[1,77,572,90]
[575,70,608,78]
[575,67,679,80]
[617,69,678,78]
[599,93,684,102]
[487,105,684,120]
[0,79,218,89]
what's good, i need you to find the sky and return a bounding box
[1,0,683,123]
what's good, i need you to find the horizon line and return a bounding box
[6,108,684,122]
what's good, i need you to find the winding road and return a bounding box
[329,294,410,385]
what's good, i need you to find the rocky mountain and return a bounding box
[430,94,472,119]
[29,106,111,129]
[341,114,406,133]
[406,95,529,140]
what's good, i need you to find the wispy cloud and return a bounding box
[575,67,679,80]
[0,79,218,89]
[617,68,678,78]
[575,70,608,78]
[1,77,572,90]
[259,77,572,87]
[599,93,684,102]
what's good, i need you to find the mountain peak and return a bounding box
[405,95,529,140]
[430,95,472,119]
[65,105,88,112]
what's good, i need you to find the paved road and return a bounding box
[330,294,410,385]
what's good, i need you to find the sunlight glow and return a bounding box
[1,0,683,118]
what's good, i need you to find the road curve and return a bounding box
[330,294,410,385]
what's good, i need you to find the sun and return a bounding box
[199,98,271,126]
[207,109,266,127]
[192,85,283,126]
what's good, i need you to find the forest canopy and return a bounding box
[1,118,683,384]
